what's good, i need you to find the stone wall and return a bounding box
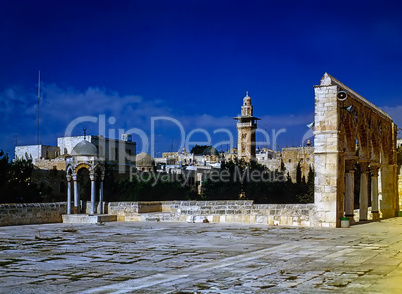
[106,201,163,221]
[104,200,317,226]
[399,174,402,212]
[35,158,66,171]
[282,147,314,182]
[0,200,380,227]
[165,200,316,226]
[0,203,66,226]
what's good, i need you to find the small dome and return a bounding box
[243,91,251,106]
[202,146,219,156]
[71,140,98,156]
[136,152,154,166]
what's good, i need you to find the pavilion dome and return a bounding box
[202,146,219,156]
[136,152,154,166]
[71,140,98,156]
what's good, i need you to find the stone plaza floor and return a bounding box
[1,218,402,293]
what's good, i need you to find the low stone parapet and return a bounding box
[0,202,66,226]
[0,200,317,227]
[163,201,316,226]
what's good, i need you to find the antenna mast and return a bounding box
[37,71,40,158]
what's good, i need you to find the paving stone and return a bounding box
[0,219,402,293]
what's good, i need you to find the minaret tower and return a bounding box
[234,92,260,161]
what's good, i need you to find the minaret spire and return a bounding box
[233,92,260,161]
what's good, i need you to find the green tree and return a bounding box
[190,145,209,155]
[117,172,197,201]
[297,166,314,203]
[202,159,243,200]
[296,161,302,185]
[0,151,41,203]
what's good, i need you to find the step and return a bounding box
[62,214,117,224]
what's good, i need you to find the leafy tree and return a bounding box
[190,145,209,155]
[202,158,314,204]
[297,166,314,203]
[0,150,10,190]
[0,151,41,203]
[296,161,302,185]
[202,158,244,200]
[115,172,197,202]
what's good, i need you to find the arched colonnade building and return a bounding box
[314,73,398,227]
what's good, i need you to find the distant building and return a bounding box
[15,135,136,172]
[256,147,281,171]
[234,92,260,161]
[14,134,136,202]
[281,146,314,181]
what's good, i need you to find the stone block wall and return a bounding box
[0,203,66,226]
[0,201,316,227]
[314,82,340,227]
[398,174,402,212]
[282,147,314,182]
[94,200,317,226]
[106,201,164,221]
[164,200,316,226]
[35,158,66,171]
[107,202,139,221]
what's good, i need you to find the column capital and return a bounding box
[72,173,78,181]
[90,173,95,181]
[66,174,71,181]
[345,159,357,172]
[358,161,370,173]
[370,163,380,176]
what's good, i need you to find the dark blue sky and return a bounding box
[1,0,402,157]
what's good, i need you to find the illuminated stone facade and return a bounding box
[234,92,259,161]
[314,73,398,227]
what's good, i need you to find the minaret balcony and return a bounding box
[237,122,255,127]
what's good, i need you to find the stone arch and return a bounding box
[341,112,356,155]
[370,132,381,163]
[66,164,74,176]
[74,163,91,174]
[356,109,370,159]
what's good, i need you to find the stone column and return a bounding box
[344,159,356,222]
[313,80,340,227]
[90,173,96,215]
[380,164,397,218]
[66,175,72,214]
[398,168,402,215]
[370,164,380,220]
[73,173,79,214]
[359,161,370,221]
[99,174,104,214]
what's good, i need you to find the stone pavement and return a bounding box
[1,218,402,293]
